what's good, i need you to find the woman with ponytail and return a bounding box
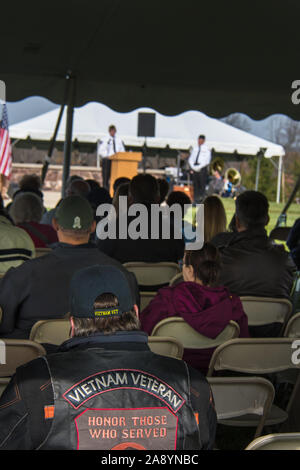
[140,243,249,374]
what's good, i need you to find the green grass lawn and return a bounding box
[185,198,300,246]
[221,199,300,234]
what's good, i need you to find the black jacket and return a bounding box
[212,228,296,300]
[287,218,300,270]
[0,332,217,450]
[0,243,139,339]
[96,209,185,264]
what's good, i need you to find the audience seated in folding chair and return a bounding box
[0,265,216,450]
[211,191,296,337]
[9,192,58,248]
[140,243,249,374]
[96,174,185,263]
[0,195,139,339]
[0,195,35,275]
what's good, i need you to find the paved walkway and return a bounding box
[43,191,61,209]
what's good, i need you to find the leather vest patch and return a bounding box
[75,407,178,450]
[63,369,185,413]
[39,350,202,450]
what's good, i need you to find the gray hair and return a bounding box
[10,192,44,225]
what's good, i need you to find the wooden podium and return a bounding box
[109,152,142,196]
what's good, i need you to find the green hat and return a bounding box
[55,195,94,230]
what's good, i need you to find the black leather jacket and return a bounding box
[212,228,296,299]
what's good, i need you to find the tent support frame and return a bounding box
[41,75,70,185]
[276,154,283,204]
[255,152,262,191]
[61,75,76,197]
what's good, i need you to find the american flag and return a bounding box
[0,103,12,178]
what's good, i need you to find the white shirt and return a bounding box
[188,143,211,172]
[97,135,125,158]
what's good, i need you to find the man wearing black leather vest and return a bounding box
[0,265,216,450]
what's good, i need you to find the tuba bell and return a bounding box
[224,167,241,186]
[210,157,224,175]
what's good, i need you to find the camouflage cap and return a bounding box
[55,195,94,230]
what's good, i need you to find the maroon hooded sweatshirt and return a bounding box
[140,282,249,375]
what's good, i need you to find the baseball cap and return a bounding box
[70,265,135,318]
[55,195,94,230]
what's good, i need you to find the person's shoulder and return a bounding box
[93,248,123,266]
[0,251,41,279]
[37,222,57,237]
[16,355,48,382]
[0,222,35,249]
[211,231,235,248]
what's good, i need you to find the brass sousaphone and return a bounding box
[224,167,241,186]
[210,157,224,175]
[210,157,241,186]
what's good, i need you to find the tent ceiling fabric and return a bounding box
[1,0,300,119]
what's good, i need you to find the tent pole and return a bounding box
[276,154,283,203]
[275,174,300,227]
[41,102,65,185]
[255,153,261,191]
[41,76,70,185]
[61,75,76,197]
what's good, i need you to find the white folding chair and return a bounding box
[123,262,180,290]
[246,432,300,450]
[207,338,300,428]
[148,336,184,360]
[151,317,240,349]
[240,296,293,328]
[208,376,275,438]
[30,319,70,345]
[0,339,46,377]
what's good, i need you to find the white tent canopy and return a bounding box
[10,102,284,158]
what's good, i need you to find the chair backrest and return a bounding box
[0,339,46,377]
[147,336,184,359]
[0,378,10,398]
[30,320,184,360]
[208,376,275,438]
[269,227,291,242]
[140,291,157,312]
[151,317,240,349]
[35,247,52,258]
[240,296,293,326]
[207,338,300,377]
[284,312,300,338]
[123,262,180,289]
[169,272,184,286]
[30,319,70,345]
[246,432,300,450]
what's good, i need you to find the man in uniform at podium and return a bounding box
[98,125,125,190]
[188,135,211,203]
